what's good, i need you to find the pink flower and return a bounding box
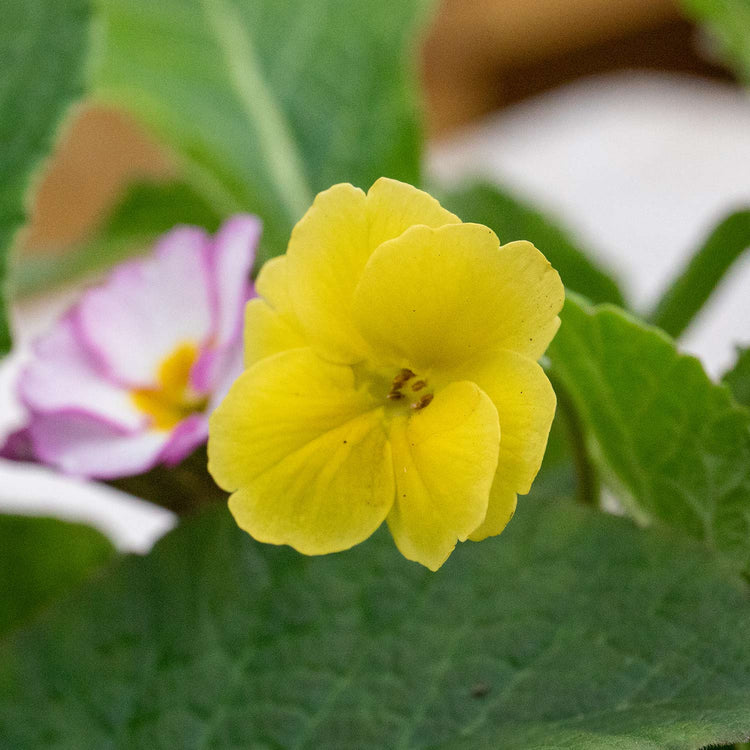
[3,216,261,479]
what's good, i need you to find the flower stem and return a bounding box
[550,374,600,507]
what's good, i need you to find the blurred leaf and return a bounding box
[549,294,750,573]
[13,180,222,296]
[108,446,226,514]
[0,0,91,355]
[681,0,750,82]
[528,411,577,502]
[441,182,625,306]
[3,499,750,748]
[0,515,115,637]
[92,0,433,263]
[649,209,750,338]
[723,347,750,409]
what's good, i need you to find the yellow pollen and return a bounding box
[131,342,208,430]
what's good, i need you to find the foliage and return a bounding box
[90,0,433,264]
[724,347,750,409]
[0,0,91,354]
[649,209,750,337]
[681,0,750,83]
[549,295,750,573]
[3,499,750,749]
[0,514,115,636]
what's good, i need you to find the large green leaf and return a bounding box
[681,0,750,82]
[549,295,750,572]
[0,514,115,637]
[724,346,750,409]
[3,499,750,749]
[92,0,432,263]
[0,0,91,356]
[649,209,750,338]
[12,180,222,297]
[441,182,625,307]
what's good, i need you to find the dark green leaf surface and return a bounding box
[0,515,115,637]
[528,412,577,502]
[549,295,750,572]
[681,0,750,82]
[442,182,625,306]
[12,181,222,297]
[3,499,750,749]
[649,209,750,338]
[0,0,91,355]
[92,0,432,262]
[724,347,750,409]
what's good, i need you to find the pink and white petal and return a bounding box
[190,331,245,402]
[208,215,261,347]
[190,347,222,394]
[206,342,245,412]
[190,216,260,393]
[20,315,146,431]
[76,227,214,387]
[29,413,171,479]
[159,414,209,466]
[0,427,35,461]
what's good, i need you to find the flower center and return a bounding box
[131,342,208,430]
[385,368,434,410]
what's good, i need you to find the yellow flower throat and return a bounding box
[131,342,208,430]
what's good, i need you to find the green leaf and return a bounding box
[92,0,433,263]
[3,499,750,749]
[0,0,91,356]
[441,182,625,306]
[549,294,750,572]
[0,515,115,637]
[723,346,750,409]
[649,209,750,338]
[528,412,577,502]
[12,180,222,297]
[681,0,750,82]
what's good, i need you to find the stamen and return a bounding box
[393,368,415,387]
[386,368,432,408]
[412,393,434,410]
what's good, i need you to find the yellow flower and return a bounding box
[208,179,564,570]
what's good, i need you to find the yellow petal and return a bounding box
[285,183,371,363]
[386,380,500,571]
[460,350,555,542]
[365,177,460,251]
[208,348,393,555]
[255,255,293,313]
[494,240,564,359]
[245,255,306,367]
[468,476,518,542]
[352,225,564,371]
[244,298,306,367]
[448,348,557,494]
[283,180,461,364]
